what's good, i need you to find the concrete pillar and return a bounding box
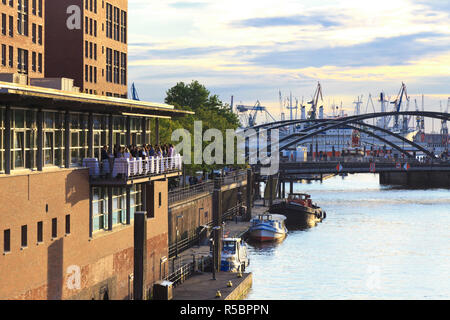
[133,211,147,300]
[246,169,252,221]
[155,118,160,145]
[282,180,286,199]
[64,112,71,168]
[4,106,11,174]
[88,112,94,158]
[108,187,113,231]
[37,109,43,171]
[212,180,222,273]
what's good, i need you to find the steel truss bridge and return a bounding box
[243,111,450,160]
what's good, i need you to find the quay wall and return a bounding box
[379,171,450,188]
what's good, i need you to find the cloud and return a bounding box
[249,32,450,69]
[233,14,344,28]
[168,2,209,9]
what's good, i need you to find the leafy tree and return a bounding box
[158,80,243,175]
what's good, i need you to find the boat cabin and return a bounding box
[287,193,313,207]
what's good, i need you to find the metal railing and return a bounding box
[85,155,183,180]
[168,181,214,204]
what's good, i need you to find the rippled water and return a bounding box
[245,174,450,300]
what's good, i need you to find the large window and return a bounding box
[11,108,37,170]
[70,113,88,165]
[17,0,29,36]
[92,185,143,233]
[120,10,126,44]
[106,48,112,82]
[120,52,126,85]
[106,3,112,38]
[43,111,65,167]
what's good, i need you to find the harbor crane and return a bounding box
[390,82,409,132]
[236,100,277,127]
[307,82,323,120]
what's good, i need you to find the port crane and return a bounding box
[390,82,409,132]
[236,100,277,127]
[307,82,323,120]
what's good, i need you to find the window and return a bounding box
[9,15,13,37]
[120,53,126,85]
[1,45,5,66]
[89,65,92,83]
[65,215,70,235]
[51,218,57,238]
[3,229,10,253]
[85,16,88,34]
[92,187,108,231]
[94,66,97,83]
[21,225,27,248]
[10,109,37,170]
[37,0,41,17]
[8,45,13,68]
[32,0,36,15]
[94,20,97,37]
[69,113,88,165]
[38,24,42,45]
[89,42,92,59]
[37,52,41,72]
[85,64,88,82]
[94,43,97,60]
[17,0,29,36]
[113,7,119,41]
[106,48,112,82]
[158,192,162,207]
[37,221,43,243]
[1,13,6,35]
[113,50,119,84]
[31,51,35,71]
[120,10,126,43]
[32,23,36,43]
[85,40,88,58]
[17,48,28,74]
[106,3,112,38]
[44,111,64,167]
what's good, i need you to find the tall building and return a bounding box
[45,0,128,97]
[0,0,46,78]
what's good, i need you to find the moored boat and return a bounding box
[269,193,326,229]
[249,214,288,242]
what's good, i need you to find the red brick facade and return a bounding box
[0,169,169,300]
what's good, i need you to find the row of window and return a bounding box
[0,108,151,172]
[106,3,126,44]
[1,44,42,74]
[1,0,42,17]
[85,16,97,37]
[1,2,43,38]
[85,0,97,14]
[85,64,97,84]
[105,48,126,85]
[3,215,70,254]
[85,40,97,60]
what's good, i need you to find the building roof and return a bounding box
[0,81,194,118]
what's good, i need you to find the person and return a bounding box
[101,145,109,161]
[124,147,131,159]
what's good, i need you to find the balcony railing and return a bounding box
[84,155,183,183]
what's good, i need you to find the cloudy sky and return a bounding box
[128,0,450,123]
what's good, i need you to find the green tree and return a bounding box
[161,80,243,175]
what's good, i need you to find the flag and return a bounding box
[396,162,401,169]
[370,162,376,173]
[336,163,343,172]
[403,163,410,171]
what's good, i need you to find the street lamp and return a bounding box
[210,226,221,280]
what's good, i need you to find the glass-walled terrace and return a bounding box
[0,105,151,174]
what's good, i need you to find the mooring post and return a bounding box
[246,168,253,221]
[133,211,147,300]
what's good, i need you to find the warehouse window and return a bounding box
[0,107,4,173]
[43,111,65,167]
[37,221,43,243]
[1,13,6,35]
[1,44,6,66]
[21,225,27,248]
[51,218,57,239]
[3,229,10,253]
[17,0,29,36]
[65,215,71,235]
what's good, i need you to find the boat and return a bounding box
[249,213,288,242]
[219,238,250,272]
[269,193,326,229]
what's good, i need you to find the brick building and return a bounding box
[0,0,46,78]
[0,82,192,299]
[45,0,128,97]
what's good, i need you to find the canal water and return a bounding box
[245,173,450,300]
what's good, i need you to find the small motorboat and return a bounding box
[219,238,250,272]
[269,193,326,229]
[249,213,288,242]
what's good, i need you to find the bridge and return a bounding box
[241,111,450,189]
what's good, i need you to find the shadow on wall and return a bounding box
[47,238,64,300]
[65,170,88,207]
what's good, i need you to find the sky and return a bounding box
[127,0,450,128]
